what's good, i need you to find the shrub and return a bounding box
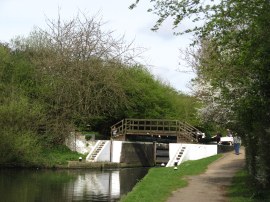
[85,134,93,141]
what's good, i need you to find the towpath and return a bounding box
[167,147,245,202]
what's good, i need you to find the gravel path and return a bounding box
[167,147,245,202]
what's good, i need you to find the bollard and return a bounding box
[174,161,178,170]
[79,157,82,162]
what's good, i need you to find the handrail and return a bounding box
[111,119,201,142]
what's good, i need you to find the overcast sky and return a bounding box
[0,0,196,93]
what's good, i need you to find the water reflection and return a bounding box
[0,167,149,202]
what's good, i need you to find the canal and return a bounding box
[0,167,149,202]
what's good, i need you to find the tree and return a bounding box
[131,0,270,188]
[118,65,200,124]
[0,43,43,165]
[11,13,142,140]
[1,11,202,166]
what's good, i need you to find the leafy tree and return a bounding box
[0,44,43,165]
[11,13,140,140]
[131,0,270,187]
[120,65,200,124]
[0,12,201,166]
[189,4,270,188]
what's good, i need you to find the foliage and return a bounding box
[191,2,270,188]
[129,0,218,36]
[132,0,270,187]
[38,145,84,167]
[0,46,43,166]
[84,134,93,141]
[0,12,200,166]
[229,169,270,201]
[11,14,135,138]
[121,154,221,202]
[0,130,42,166]
[117,66,200,124]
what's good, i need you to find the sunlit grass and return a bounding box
[121,154,222,202]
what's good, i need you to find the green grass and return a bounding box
[121,154,222,202]
[228,169,270,202]
[38,145,85,167]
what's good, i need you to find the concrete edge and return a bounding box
[63,161,152,169]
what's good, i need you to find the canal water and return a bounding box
[0,167,149,202]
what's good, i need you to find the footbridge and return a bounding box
[110,119,202,143]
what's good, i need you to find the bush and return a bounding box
[85,134,93,141]
[0,129,42,166]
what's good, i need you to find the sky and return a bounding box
[0,0,196,93]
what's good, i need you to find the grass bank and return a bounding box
[0,145,84,168]
[228,169,270,201]
[38,145,85,168]
[121,154,222,202]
